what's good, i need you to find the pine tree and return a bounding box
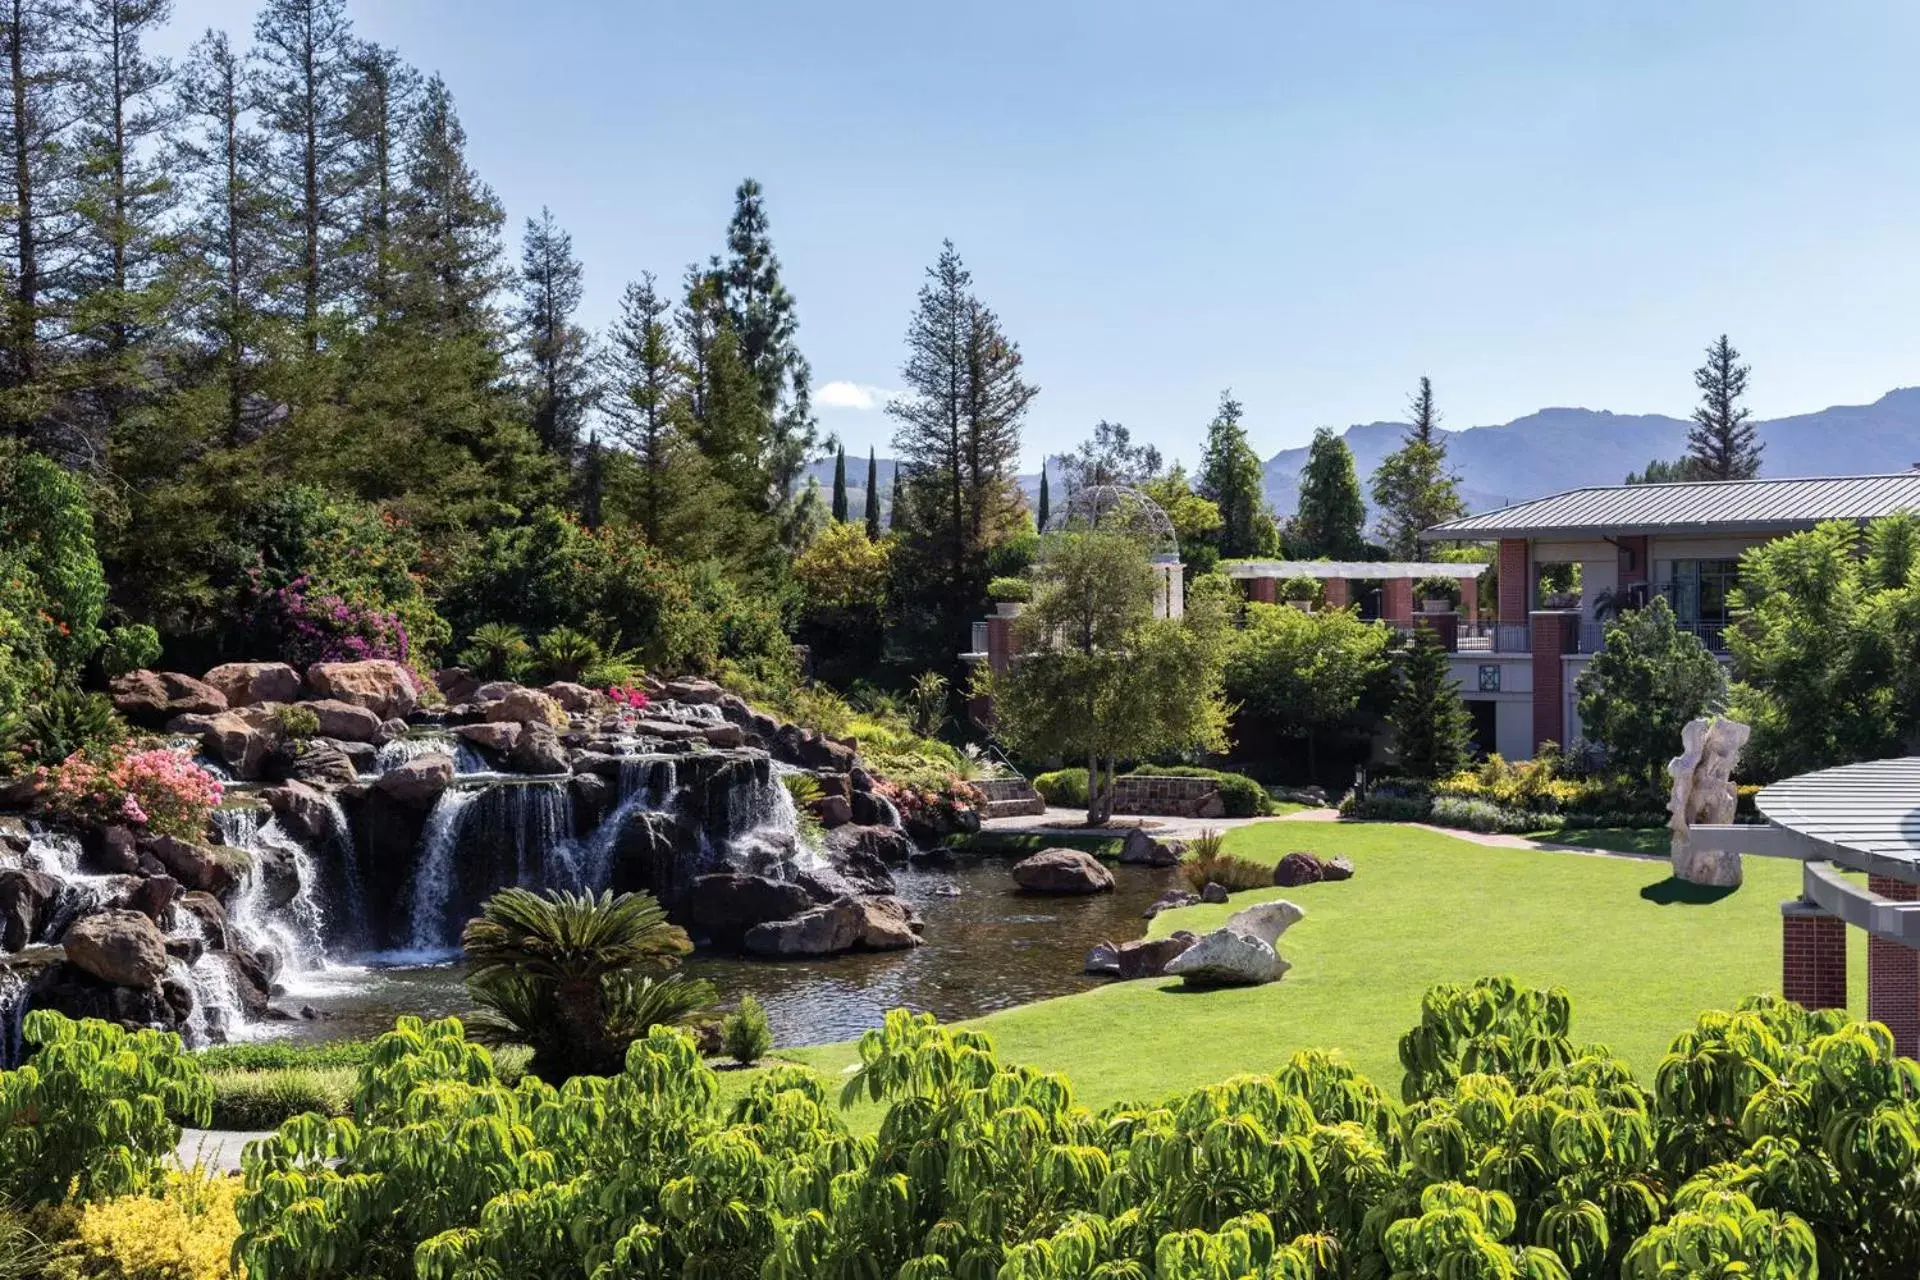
[1389,629,1475,779]
[864,446,881,539]
[1293,427,1367,559]
[341,42,418,323]
[1196,389,1276,559]
[0,0,81,434]
[1686,334,1761,481]
[68,0,179,452]
[514,206,592,459]
[830,444,847,521]
[249,0,358,350]
[602,272,713,561]
[579,431,603,530]
[178,28,274,445]
[1370,376,1466,558]
[392,75,502,337]
[718,177,816,506]
[1037,464,1050,530]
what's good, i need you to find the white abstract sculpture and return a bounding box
[1668,716,1751,886]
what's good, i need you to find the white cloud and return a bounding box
[817,380,892,410]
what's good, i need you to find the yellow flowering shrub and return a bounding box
[46,1169,240,1280]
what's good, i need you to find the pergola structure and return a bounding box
[1691,757,1920,1054]
[1221,560,1488,624]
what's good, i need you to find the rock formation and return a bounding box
[1667,716,1750,887]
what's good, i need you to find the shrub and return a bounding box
[1338,786,1431,822]
[1032,767,1090,808]
[98,624,161,678]
[1,688,125,771]
[1428,795,1539,835]
[1180,847,1271,894]
[274,704,321,741]
[534,625,601,683]
[0,441,107,675]
[0,1013,212,1206]
[205,1067,354,1130]
[779,772,823,808]
[456,621,531,681]
[722,994,774,1066]
[1279,574,1323,603]
[43,746,223,839]
[50,1167,242,1280]
[251,573,413,665]
[986,576,1031,604]
[1125,765,1273,817]
[1414,575,1461,605]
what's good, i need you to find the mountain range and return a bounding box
[805,387,1920,522]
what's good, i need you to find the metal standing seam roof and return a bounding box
[1420,472,1920,540]
[1220,560,1488,579]
[1757,757,1920,879]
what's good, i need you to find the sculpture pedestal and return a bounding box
[1672,843,1742,887]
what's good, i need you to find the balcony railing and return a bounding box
[1578,619,1729,654]
[1454,621,1532,654]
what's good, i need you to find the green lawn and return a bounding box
[1529,826,1670,857]
[779,820,1859,1121]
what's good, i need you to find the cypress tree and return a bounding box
[1037,465,1050,530]
[1370,376,1466,558]
[1686,334,1761,480]
[1389,629,1475,780]
[1197,390,1275,558]
[864,447,881,539]
[1293,428,1367,559]
[831,444,848,521]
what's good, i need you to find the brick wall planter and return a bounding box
[1111,775,1221,817]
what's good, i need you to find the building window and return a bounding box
[1670,559,1740,623]
[1478,664,1501,692]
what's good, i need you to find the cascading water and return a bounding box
[719,761,825,876]
[872,792,905,831]
[219,808,330,977]
[401,779,579,953]
[404,787,481,955]
[573,756,678,889]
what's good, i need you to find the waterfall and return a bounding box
[872,792,905,830]
[367,733,460,777]
[221,809,330,978]
[723,762,824,875]
[573,757,677,889]
[18,833,118,940]
[404,787,482,955]
[0,967,28,1066]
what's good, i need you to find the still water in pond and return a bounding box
[269,856,1181,1047]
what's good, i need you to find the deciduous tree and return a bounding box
[1225,601,1391,779]
[1575,597,1726,790]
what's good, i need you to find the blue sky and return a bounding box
[160,1,1920,470]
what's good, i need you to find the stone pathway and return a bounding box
[176,1127,274,1173]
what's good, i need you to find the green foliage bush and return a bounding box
[0,442,107,677]
[98,624,161,678]
[274,704,321,740]
[457,621,532,681]
[1179,847,1271,894]
[0,1013,211,1206]
[1338,786,1432,822]
[986,576,1031,603]
[533,624,601,683]
[205,1066,355,1130]
[0,688,126,771]
[1033,767,1090,807]
[214,980,1901,1280]
[1126,765,1273,817]
[722,994,774,1066]
[1428,795,1540,835]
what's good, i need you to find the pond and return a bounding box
[261,855,1182,1048]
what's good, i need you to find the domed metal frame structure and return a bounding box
[1043,483,1180,557]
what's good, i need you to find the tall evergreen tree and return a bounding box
[603,272,707,559]
[66,0,177,457]
[864,446,880,539]
[1292,427,1367,559]
[341,42,418,323]
[177,28,273,445]
[513,206,591,459]
[717,177,816,507]
[249,0,357,351]
[1370,376,1466,558]
[0,0,81,433]
[1196,389,1276,559]
[391,75,502,337]
[1037,464,1050,530]
[830,444,847,521]
[579,431,602,529]
[1686,334,1761,481]
[1389,629,1475,779]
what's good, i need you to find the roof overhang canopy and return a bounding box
[1221,560,1487,580]
[1419,472,1920,542]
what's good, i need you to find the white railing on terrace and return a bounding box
[969,621,990,655]
[1578,619,1729,654]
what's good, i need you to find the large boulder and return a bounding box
[373,753,454,808]
[304,698,384,743]
[488,687,566,731]
[826,823,915,868]
[142,834,238,895]
[121,875,180,922]
[661,677,725,705]
[1322,856,1354,882]
[435,667,481,704]
[80,825,141,876]
[684,873,816,947]
[809,795,853,829]
[509,723,570,775]
[62,910,169,988]
[772,724,856,773]
[454,721,523,756]
[1222,899,1307,947]
[742,897,866,956]
[1164,930,1288,987]
[1272,852,1326,887]
[1084,941,1121,975]
[699,722,746,749]
[1011,848,1114,894]
[195,709,277,779]
[179,891,233,950]
[1119,829,1182,867]
[1116,931,1199,980]
[110,670,228,726]
[0,868,61,950]
[276,739,359,788]
[204,662,302,707]
[542,682,601,713]
[306,660,418,719]
[264,780,338,843]
[856,896,923,950]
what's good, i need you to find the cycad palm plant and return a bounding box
[458,622,532,681]
[461,887,709,1080]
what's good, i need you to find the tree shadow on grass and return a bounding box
[1640,876,1739,906]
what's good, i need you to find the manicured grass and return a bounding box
[1532,826,1669,857]
[780,821,1859,1122]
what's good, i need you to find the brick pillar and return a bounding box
[1498,539,1530,623]
[1382,578,1414,625]
[1869,875,1920,1055]
[1250,577,1276,604]
[1616,534,1648,587]
[1781,900,1848,1010]
[1465,580,1480,624]
[1529,611,1579,752]
[1324,577,1350,610]
[1415,612,1459,652]
[985,616,1018,673]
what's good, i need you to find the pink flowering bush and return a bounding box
[250,572,411,666]
[43,746,224,839]
[606,684,650,712]
[875,773,982,831]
